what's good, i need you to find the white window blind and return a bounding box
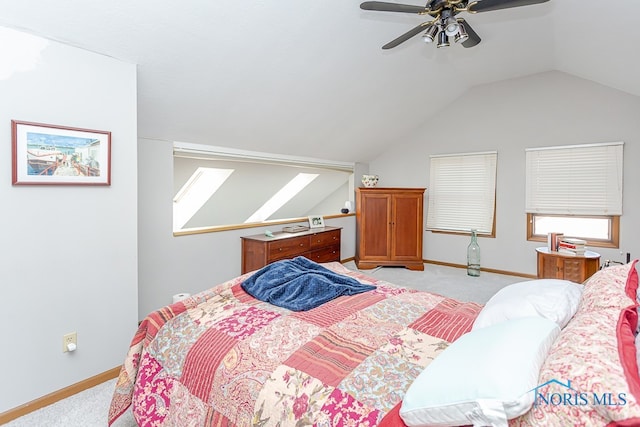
[427,151,497,234]
[525,142,623,215]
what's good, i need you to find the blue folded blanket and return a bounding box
[241,256,376,311]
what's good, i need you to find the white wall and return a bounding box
[370,71,640,275]
[137,71,640,317]
[137,138,356,318]
[0,28,138,412]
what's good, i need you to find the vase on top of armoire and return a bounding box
[467,229,481,277]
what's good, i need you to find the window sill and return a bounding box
[173,213,355,236]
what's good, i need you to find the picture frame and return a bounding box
[11,120,111,185]
[308,215,325,229]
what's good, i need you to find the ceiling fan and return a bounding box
[360,0,550,49]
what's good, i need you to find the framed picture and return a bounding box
[308,215,325,229]
[11,120,111,185]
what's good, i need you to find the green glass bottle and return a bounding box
[467,229,480,277]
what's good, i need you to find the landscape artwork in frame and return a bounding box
[11,120,111,185]
[308,215,325,228]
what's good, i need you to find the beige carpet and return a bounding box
[343,261,526,304]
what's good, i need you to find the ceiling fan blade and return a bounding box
[460,19,481,48]
[468,0,549,13]
[382,22,430,49]
[360,1,427,14]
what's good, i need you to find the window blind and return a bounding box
[426,151,497,234]
[525,142,623,215]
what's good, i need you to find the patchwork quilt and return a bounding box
[108,262,482,426]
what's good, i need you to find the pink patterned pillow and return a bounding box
[512,305,640,426]
[621,259,639,300]
[578,261,638,314]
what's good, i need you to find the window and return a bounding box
[172,142,354,234]
[426,151,497,235]
[173,167,234,230]
[525,142,623,247]
[528,214,619,247]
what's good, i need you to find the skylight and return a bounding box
[244,173,319,223]
[172,142,354,232]
[173,167,234,230]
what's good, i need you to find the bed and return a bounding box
[108,257,640,427]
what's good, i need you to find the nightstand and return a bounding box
[536,247,601,283]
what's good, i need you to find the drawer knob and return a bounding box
[279,248,283,251]
[300,243,304,246]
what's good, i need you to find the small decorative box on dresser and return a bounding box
[536,247,601,283]
[241,226,341,274]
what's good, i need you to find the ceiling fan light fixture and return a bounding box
[437,31,450,48]
[421,25,438,43]
[454,22,469,44]
[443,16,459,36]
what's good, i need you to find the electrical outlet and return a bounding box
[63,332,77,353]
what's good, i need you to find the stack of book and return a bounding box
[282,225,309,233]
[547,232,564,251]
[558,237,587,256]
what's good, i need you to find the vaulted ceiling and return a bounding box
[1,0,638,163]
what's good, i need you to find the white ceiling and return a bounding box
[1,0,639,163]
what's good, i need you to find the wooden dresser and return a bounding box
[241,226,341,274]
[536,247,601,283]
[355,187,425,271]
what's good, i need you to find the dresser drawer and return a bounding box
[268,236,310,260]
[309,229,340,248]
[305,244,340,263]
[241,226,342,274]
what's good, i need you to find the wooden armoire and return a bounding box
[355,187,425,271]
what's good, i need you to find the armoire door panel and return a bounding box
[360,194,391,258]
[391,194,421,260]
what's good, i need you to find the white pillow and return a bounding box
[472,279,582,330]
[400,317,560,427]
